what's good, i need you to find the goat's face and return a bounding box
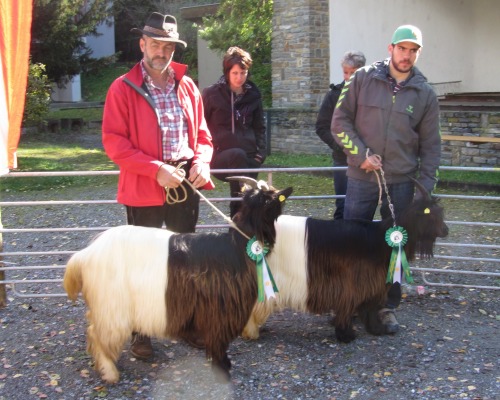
[234,185,293,246]
[404,197,449,259]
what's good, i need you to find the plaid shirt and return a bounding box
[141,61,194,162]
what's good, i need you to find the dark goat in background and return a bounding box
[243,182,448,343]
[63,178,292,384]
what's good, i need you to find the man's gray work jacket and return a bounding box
[331,58,441,193]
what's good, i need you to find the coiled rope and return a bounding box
[164,162,188,205]
[164,162,250,240]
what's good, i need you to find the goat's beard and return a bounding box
[415,239,435,260]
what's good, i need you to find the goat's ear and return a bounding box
[276,187,293,202]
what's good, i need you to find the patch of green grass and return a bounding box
[266,152,498,188]
[16,133,114,171]
[81,63,131,102]
[48,108,103,122]
[438,169,497,186]
[2,133,116,192]
[266,152,332,168]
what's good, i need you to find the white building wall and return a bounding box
[197,37,223,91]
[51,75,82,102]
[329,0,500,96]
[85,17,116,58]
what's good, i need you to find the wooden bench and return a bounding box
[441,135,500,144]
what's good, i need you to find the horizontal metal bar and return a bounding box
[1,250,76,256]
[9,284,67,298]
[444,221,500,227]
[435,194,500,201]
[0,224,229,234]
[436,242,499,249]
[3,278,63,284]
[433,255,500,262]
[412,267,500,276]
[0,265,66,271]
[418,271,500,290]
[2,193,498,208]
[2,166,499,178]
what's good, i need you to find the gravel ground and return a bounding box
[1,133,499,399]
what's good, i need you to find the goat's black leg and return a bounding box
[211,357,231,383]
[209,347,232,383]
[334,313,356,343]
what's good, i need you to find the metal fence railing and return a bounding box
[1,166,499,301]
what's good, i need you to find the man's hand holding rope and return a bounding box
[188,162,211,188]
[360,153,383,172]
[156,163,185,188]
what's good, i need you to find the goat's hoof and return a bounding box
[335,329,356,343]
[100,367,119,384]
[212,365,231,384]
[241,327,259,340]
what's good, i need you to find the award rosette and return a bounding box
[246,236,278,302]
[385,226,413,284]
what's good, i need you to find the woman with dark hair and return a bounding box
[202,46,266,217]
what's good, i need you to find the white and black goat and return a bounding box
[243,180,448,343]
[63,178,292,383]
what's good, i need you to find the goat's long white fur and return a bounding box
[67,225,173,339]
[243,215,308,338]
[267,215,309,310]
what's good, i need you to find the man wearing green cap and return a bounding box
[331,25,441,334]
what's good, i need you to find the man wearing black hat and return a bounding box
[102,13,214,359]
[331,25,441,335]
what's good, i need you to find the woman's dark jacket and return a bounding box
[202,77,266,161]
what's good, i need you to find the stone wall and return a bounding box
[272,0,329,108]
[268,108,329,155]
[267,108,500,167]
[440,111,500,167]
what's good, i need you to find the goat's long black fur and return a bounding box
[243,196,448,343]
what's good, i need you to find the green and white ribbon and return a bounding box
[385,226,413,284]
[246,236,278,302]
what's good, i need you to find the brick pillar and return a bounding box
[272,0,330,108]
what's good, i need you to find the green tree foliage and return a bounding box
[31,0,112,86]
[112,0,199,69]
[23,61,52,127]
[199,0,272,107]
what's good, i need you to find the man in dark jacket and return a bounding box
[202,47,267,217]
[331,25,441,334]
[315,51,366,219]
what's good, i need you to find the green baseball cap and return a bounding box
[391,25,423,47]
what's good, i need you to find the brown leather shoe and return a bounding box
[130,334,153,360]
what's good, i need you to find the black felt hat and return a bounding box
[131,12,187,48]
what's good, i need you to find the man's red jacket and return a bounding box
[102,61,214,207]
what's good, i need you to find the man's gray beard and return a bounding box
[147,52,174,73]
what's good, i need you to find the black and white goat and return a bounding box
[63,178,292,383]
[243,181,448,343]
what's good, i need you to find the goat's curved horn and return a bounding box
[226,176,259,189]
[407,175,431,200]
